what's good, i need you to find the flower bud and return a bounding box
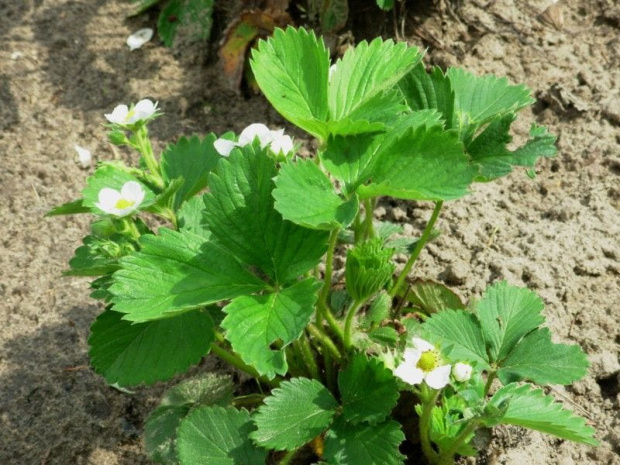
[452,362,473,382]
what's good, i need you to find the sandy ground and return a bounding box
[0,0,618,463]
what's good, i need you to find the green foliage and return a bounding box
[345,239,394,301]
[89,308,214,386]
[404,280,466,315]
[251,378,338,450]
[422,394,477,456]
[158,0,214,47]
[45,198,90,217]
[177,406,267,464]
[177,195,210,239]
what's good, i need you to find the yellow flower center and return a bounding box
[417,351,438,372]
[115,199,135,210]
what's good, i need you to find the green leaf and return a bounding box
[447,67,534,139]
[89,309,214,386]
[82,164,156,215]
[399,64,455,128]
[346,238,394,301]
[422,310,490,369]
[46,199,90,217]
[110,229,267,322]
[221,278,322,378]
[405,279,465,315]
[162,373,235,408]
[161,134,220,210]
[320,0,348,33]
[251,378,338,450]
[376,0,394,10]
[205,145,328,284]
[423,394,477,457]
[338,354,399,425]
[368,326,400,346]
[177,406,267,464]
[325,118,386,137]
[489,384,598,445]
[498,328,589,385]
[145,406,186,465]
[177,195,210,239]
[474,281,545,361]
[328,38,422,123]
[273,158,359,230]
[324,418,405,465]
[129,0,162,17]
[468,116,557,181]
[251,27,329,139]
[357,125,476,201]
[63,235,121,277]
[158,0,214,47]
[363,291,391,328]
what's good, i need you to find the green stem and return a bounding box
[135,126,164,189]
[343,299,365,350]
[295,336,320,381]
[484,371,497,396]
[363,198,376,240]
[317,229,345,342]
[307,323,342,361]
[437,421,479,465]
[279,449,299,465]
[319,301,345,343]
[419,388,440,465]
[210,343,277,387]
[117,217,141,240]
[232,393,266,408]
[389,201,443,297]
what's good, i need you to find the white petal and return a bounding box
[270,134,294,155]
[133,99,158,120]
[96,188,122,213]
[425,365,451,389]
[401,347,422,366]
[452,363,473,382]
[214,138,239,156]
[126,28,154,51]
[394,363,424,385]
[411,337,435,352]
[120,181,145,205]
[74,145,92,169]
[105,104,129,124]
[239,123,272,147]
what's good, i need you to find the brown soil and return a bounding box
[1,0,618,464]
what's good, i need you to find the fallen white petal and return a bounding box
[127,28,154,51]
[425,365,452,389]
[74,145,92,169]
[11,51,23,60]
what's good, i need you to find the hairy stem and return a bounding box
[343,299,365,350]
[363,198,376,240]
[389,201,443,297]
[232,393,266,408]
[437,421,479,465]
[134,126,164,189]
[484,371,497,396]
[316,229,345,342]
[295,336,320,381]
[307,323,342,361]
[419,388,440,465]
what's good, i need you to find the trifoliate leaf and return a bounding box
[474,281,545,361]
[205,145,328,284]
[468,115,557,181]
[89,309,214,386]
[177,406,267,464]
[110,228,267,322]
[251,27,329,139]
[399,64,455,128]
[161,134,220,210]
[221,278,321,379]
[447,67,534,140]
[422,310,490,369]
[273,158,358,230]
[357,125,476,201]
[489,383,598,445]
[328,38,421,123]
[346,238,394,301]
[498,328,589,385]
[158,0,214,47]
[177,195,210,239]
[251,378,338,450]
[338,354,399,425]
[323,418,405,465]
[405,279,465,315]
[46,198,90,217]
[321,132,381,191]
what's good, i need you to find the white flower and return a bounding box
[452,362,473,382]
[104,99,158,125]
[269,132,293,156]
[213,138,239,157]
[95,181,145,217]
[393,338,451,389]
[238,123,273,147]
[126,28,154,51]
[214,123,294,157]
[74,145,92,169]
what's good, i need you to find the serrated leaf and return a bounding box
[158,0,214,47]
[46,198,90,217]
[474,281,545,361]
[357,125,476,201]
[251,378,338,450]
[82,164,156,215]
[89,309,214,386]
[177,195,210,239]
[405,279,465,315]
[339,354,399,425]
[498,328,589,385]
[468,116,557,181]
[205,145,328,284]
[368,326,400,346]
[145,406,186,464]
[422,310,490,369]
[222,278,321,378]
[251,27,329,139]
[489,383,598,445]
[447,67,534,140]
[328,38,422,123]
[110,229,267,322]
[273,158,359,230]
[325,118,386,136]
[346,238,394,301]
[161,134,220,210]
[63,235,121,277]
[363,291,392,327]
[162,373,235,408]
[177,406,267,464]
[324,418,405,465]
[421,394,477,457]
